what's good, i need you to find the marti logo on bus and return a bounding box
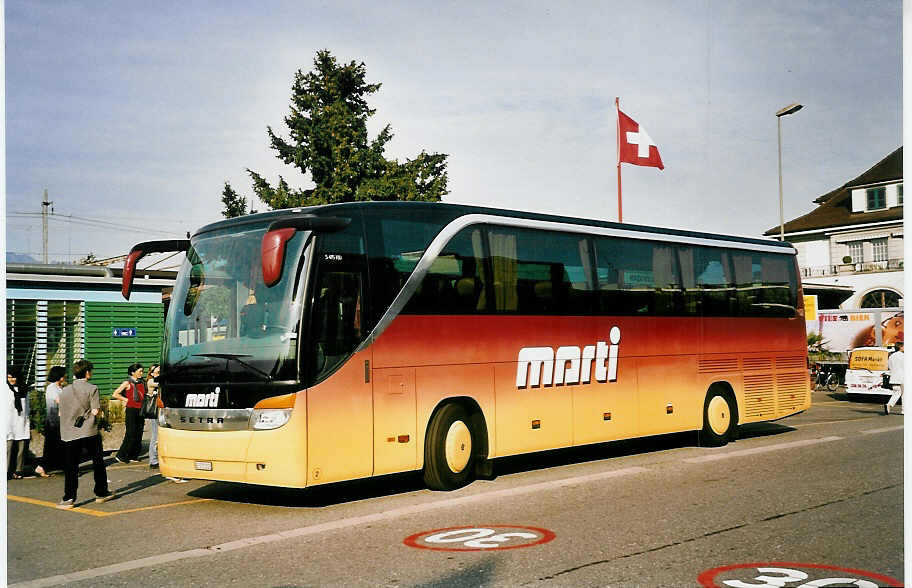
[516,326,621,388]
[185,387,220,408]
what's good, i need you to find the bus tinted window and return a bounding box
[594,237,681,315]
[367,209,461,323]
[686,245,737,317]
[731,251,797,317]
[404,228,488,314]
[489,227,593,315]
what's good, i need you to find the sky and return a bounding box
[4,1,903,267]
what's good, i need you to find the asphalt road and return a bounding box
[6,389,904,587]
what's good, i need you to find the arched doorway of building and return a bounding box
[860,288,903,308]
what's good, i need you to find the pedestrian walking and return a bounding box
[57,360,114,508]
[884,341,904,415]
[112,363,146,463]
[6,365,34,479]
[35,366,67,476]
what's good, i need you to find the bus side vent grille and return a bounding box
[698,358,739,373]
[743,357,773,372]
[775,356,807,371]
[776,373,809,415]
[743,374,775,419]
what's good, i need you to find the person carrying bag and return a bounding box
[140,387,158,420]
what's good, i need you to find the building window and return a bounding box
[847,241,863,264]
[866,187,886,210]
[872,238,888,262]
[860,289,902,308]
[899,184,903,205]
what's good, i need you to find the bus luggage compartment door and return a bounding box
[372,368,418,475]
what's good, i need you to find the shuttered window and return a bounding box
[6,300,84,391]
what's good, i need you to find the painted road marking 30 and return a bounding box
[404,526,555,551]
[698,563,902,588]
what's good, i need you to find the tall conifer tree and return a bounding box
[222,50,448,216]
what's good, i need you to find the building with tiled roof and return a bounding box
[764,147,903,309]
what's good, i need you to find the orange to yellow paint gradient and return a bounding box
[158,313,810,488]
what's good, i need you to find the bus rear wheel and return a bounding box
[700,388,737,447]
[423,403,475,491]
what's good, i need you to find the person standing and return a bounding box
[6,365,33,479]
[145,364,160,470]
[57,360,114,508]
[884,341,904,415]
[35,366,67,476]
[112,363,146,463]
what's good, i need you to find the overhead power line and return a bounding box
[8,212,184,237]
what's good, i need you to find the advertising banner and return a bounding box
[813,308,903,352]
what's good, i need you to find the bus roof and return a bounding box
[195,201,795,251]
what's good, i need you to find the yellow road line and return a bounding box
[7,494,212,517]
[106,498,213,515]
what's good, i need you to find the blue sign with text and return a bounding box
[113,327,137,338]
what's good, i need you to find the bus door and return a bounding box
[305,236,374,485]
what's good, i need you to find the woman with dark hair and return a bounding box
[36,365,67,476]
[6,365,32,479]
[112,363,146,463]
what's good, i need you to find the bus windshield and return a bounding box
[164,223,308,383]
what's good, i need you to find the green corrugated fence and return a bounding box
[84,302,164,396]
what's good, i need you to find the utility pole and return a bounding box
[41,189,53,264]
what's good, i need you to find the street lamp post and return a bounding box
[776,102,803,241]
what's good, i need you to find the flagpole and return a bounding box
[616,97,622,223]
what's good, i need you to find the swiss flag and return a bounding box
[618,109,664,170]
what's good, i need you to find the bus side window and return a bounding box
[404,227,488,315]
[489,227,592,315]
[692,246,736,317]
[757,253,797,316]
[731,251,797,317]
[594,237,682,316]
[368,217,445,323]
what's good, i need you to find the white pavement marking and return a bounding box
[683,437,843,464]
[11,466,648,588]
[861,425,904,435]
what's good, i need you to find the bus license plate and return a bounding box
[194,461,213,471]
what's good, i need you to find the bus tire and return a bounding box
[700,388,737,447]
[423,403,476,491]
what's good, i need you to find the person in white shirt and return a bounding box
[884,341,904,415]
[36,366,67,476]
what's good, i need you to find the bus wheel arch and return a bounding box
[422,398,489,490]
[699,382,739,447]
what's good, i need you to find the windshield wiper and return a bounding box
[192,353,273,381]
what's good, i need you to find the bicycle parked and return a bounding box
[811,363,840,392]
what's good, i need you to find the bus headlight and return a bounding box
[250,408,292,430]
[248,393,297,430]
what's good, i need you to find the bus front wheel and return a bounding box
[423,403,475,491]
[700,388,737,447]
